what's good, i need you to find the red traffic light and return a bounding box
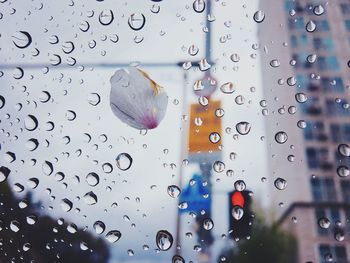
[231,191,244,208]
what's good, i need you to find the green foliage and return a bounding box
[222,218,297,263]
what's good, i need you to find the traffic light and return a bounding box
[228,190,254,240]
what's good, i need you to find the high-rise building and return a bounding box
[259,0,350,262]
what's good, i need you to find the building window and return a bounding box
[288,17,305,30]
[313,37,335,51]
[322,77,344,93]
[345,20,350,31]
[341,181,350,202]
[315,208,340,236]
[315,20,330,31]
[318,56,340,71]
[326,98,350,116]
[311,177,337,201]
[319,245,347,263]
[330,123,350,142]
[340,3,350,15]
[303,121,327,141]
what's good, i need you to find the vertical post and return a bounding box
[174,70,189,257]
[205,0,212,61]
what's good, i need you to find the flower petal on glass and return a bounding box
[110,68,168,129]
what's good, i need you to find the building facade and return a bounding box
[259,0,350,262]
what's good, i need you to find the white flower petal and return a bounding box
[110,67,168,129]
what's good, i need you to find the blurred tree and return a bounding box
[0,172,110,263]
[220,217,297,263]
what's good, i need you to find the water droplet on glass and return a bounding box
[337,166,350,178]
[86,172,99,186]
[307,54,317,63]
[275,131,288,144]
[102,163,113,173]
[270,59,280,68]
[65,110,76,121]
[24,115,38,131]
[0,166,10,183]
[230,53,240,62]
[93,221,106,234]
[318,217,330,229]
[116,153,133,171]
[295,93,307,103]
[83,191,98,205]
[106,230,122,243]
[213,161,225,173]
[60,198,73,212]
[193,0,205,13]
[10,220,20,232]
[42,161,53,175]
[313,5,324,16]
[203,218,214,230]
[128,13,146,30]
[220,82,235,94]
[232,206,244,220]
[209,132,221,143]
[306,20,316,32]
[88,93,101,106]
[167,185,181,198]
[338,144,350,157]
[199,58,211,71]
[274,177,287,190]
[172,255,185,263]
[234,180,246,191]
[236,122,251,135]
[253,10,265,23]
[156,230,173,251]
[188,44,199,56]
[99,10,114,26]
[12,31,32,49]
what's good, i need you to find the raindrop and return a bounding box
[318,217,330,229]
[39,91,51,103]
[213,161,225,173]
[4,152,16,163]
[83,191,98,205]
[12,31,32,49]
[234,180,246,191]
[199,58,211,71]
[306,20,316,32]
[337,166,350,178]
[99,10,114,26]
[236,122,251,135]
[188,44,199,56]
[274,177,287,190]
[50,54,61,66]
[60,198,73,212]
[230,53,240,62]
[167,185,181,198]
[231,206,244,220]
[235,95,245,105]
[88,93,101,106]
[93,221,106,234]
[26,215,37,225]
[209,132,221,144]
[172,255,185,263]
[156,230,173,251]
[116,153,133,171]
[86,172,99,186]
[313,5,324,16]
[220,82,235,94]
[42,161,53,175]
[203,218,214,230]
[102,163,113,173]
[10,220,20,232]
[79,21,90,32]
[253,10,265,23]
[128,13,146,31]
[0,166,10,182]
[24,115,38,131]
[338,144,350,157]
[275,131,288,144]
[62,41,75,54]
[334,231,344,242]
[193,0,205,13]
[13,67,24,79]
[270,59,280,68]
[307,54,317,63]
[295,93,307,103]
[65,110,76,121]
[27,178,39,189]
[106,230,122,243]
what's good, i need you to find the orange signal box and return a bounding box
[188,100,222,154]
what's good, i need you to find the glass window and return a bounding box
[313,37,335,51]
[318,56,340,71]
[315,20,330,31]
[288,17,305,30]
[310,177,336,201]
[341,4,350,15]
[322,77,344,93]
